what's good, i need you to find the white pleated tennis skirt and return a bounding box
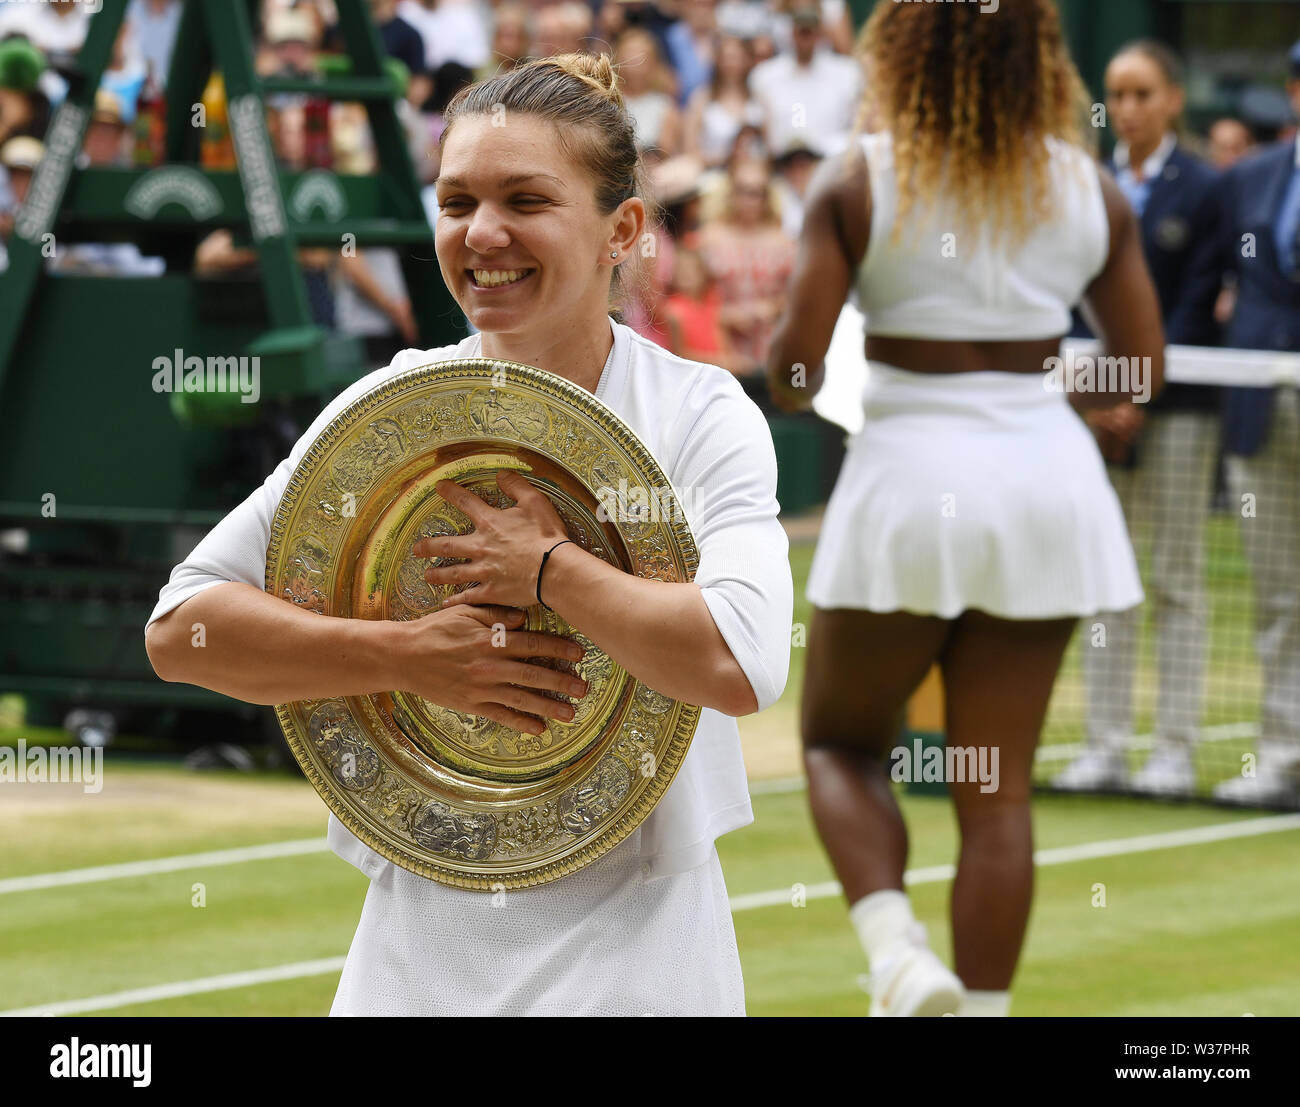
[806,363,1143,619]
[329,831,745,1016]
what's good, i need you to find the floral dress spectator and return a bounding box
[663,247,733,369]
[698,157,795,381]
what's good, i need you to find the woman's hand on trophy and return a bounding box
[413,470,569,609]
[392,604,588,736]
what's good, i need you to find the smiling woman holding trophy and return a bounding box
[144,52,793,1017]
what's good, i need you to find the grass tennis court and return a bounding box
[1041,511,1262,782]
[3,765,1298,1016]
[2,533,1297,1017]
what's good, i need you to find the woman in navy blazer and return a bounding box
[1057,40,1224,799]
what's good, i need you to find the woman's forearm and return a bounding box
[539,543,758,716]
[149,580,593,732]
[145,582,396,706]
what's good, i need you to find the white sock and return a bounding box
[957,989,1011,1017]
[848,889,918,970]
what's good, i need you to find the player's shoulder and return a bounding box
[1044,134,1099,175]
[384,341,468,376]
[622,324,734,392]
[346,342,459,403]
[619,324,762,429]
[301,342,464,447]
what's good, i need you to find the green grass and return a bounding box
[728,790,1300,1017]
[785,512,1263,789]
[2,517,1292,1016]
[2,769,1296,1016]
[1041,512,1259,762]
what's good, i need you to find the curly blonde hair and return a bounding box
[854,0,1095,245]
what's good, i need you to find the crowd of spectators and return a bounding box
[0,0,870,395]
[0,0,1290,401]
[358,0,868,388]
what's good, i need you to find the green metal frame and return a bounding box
[0,0,462,398]
[0,0,120,393]
[0,0,463,724]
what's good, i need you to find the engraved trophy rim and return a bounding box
[265,356,702,890]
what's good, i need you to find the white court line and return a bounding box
[0,723,1272,895]
[0,838,329,896]
[727,812,1300,910]
[0,959,348,1018]
[4,812,1298,1017]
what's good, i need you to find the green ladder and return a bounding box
[0,0,463,409]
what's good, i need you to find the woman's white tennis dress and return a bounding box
[807,363,1143,617]
[806,130,1143,619]
[329,828,743,1016]
[146,318,794,1016]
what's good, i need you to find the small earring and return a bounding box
[610,251,618,259]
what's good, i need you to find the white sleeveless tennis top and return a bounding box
[853,131,1110,340]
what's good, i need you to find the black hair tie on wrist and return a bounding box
[536,539,574,610]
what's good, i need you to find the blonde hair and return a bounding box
[440,53,657,317]
[854,0,1095,245]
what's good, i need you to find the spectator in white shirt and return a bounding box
[0,0,90,72]
[749,3,861,158]
[398,0,491,72]
[0,133,40,272]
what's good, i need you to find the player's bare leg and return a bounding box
[940,610,1077,1011]
[801,607,964,1015]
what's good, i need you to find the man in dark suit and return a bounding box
[1058,41,1224,798]
[1215,41,1300,806]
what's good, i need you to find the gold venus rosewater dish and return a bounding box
[265,358,701,889]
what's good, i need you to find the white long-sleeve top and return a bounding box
[145,316,793,882]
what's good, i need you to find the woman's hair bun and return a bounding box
[543,51,625,110]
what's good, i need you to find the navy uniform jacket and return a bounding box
[1220,139,1300,456]
[1074,146,1224,418]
